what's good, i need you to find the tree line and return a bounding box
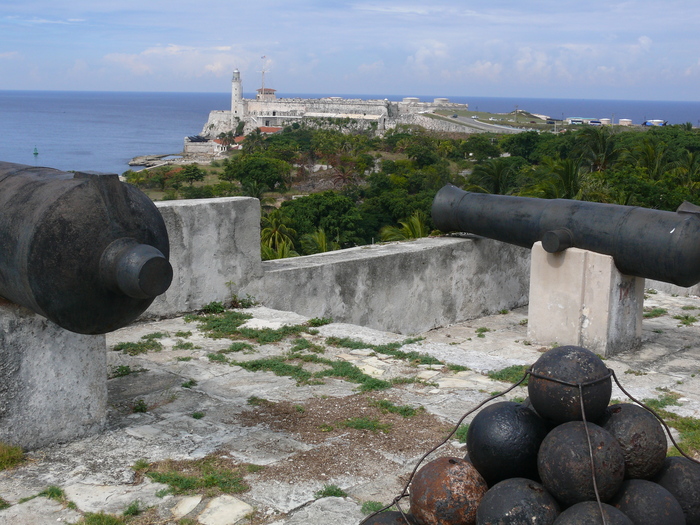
[124,120,700,260]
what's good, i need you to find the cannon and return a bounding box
[0,162,172,334]
[431,184,700,287]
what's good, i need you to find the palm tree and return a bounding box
[525,157,586,200]
[575,126,620,172]
[625,137,672,180]
[300,228,340,254]
[261,239,299,260]
[380,210,430,241]
[468,158,517,195]
[260,210,297,253]
[242,128,265,154]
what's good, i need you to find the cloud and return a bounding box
[0,51,20,60]
[103,52,153,75]
[358,60,385,74]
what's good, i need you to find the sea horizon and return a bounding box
[1,89,699,175]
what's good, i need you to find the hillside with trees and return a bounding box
[123,121,700,260]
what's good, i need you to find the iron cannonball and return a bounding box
[363,511,417,524]
[599,403,667,480]
[475,477,560,525]
[538,421,625,507]
[409,456,488,525]
[654,457,700,525]
[609,479,686,525]
[553,501,633,525]
[528,346,612,424]
[466,401,549,486]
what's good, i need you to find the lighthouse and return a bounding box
[231,69,244,120]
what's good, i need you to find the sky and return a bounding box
[1,1,699,101]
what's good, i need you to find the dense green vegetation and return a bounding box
[124,121,700,260]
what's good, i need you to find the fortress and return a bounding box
[198,69,470,139]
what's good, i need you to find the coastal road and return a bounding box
[448,115,527,134]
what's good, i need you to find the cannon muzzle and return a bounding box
[0,162,172,334]
[432,184,700,287]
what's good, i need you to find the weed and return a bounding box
[446,364,470,372]
[175,330,192,338]
[207,353,229,363]
[176,356,193,362]
[236,324,307,344]
[0,497,9,510]
[314,484,348,498]
[132,459,150,471]
[319,423,334,432]
[223,342,255,354]
[142,332,168,340]
[454,424,469,443]
[519,319,528,326]
[181,379,198,389]
[499,309,509,314]
[78,512,125,525]
[246,464,265,473]
[155,488,171,498]
[123,500,142,516]
[192,412,205,419]
[511,396,526,403]
[230,293,258,309]
[202,301,226,314]
[361,501,386,515]
[308,317,333,327]
[132,399,149,413]
[234,357,313,384]
[194,311,252,338]
[624,369,647,376]
[371,399,421,418]
[113,338,163,355]
[145,455,250,495]
[39,486,66,501]
[325,336,371,350]
[0,442,24,470]
[476,327,490,338]
[290,338,324,354]
[681,305,699,310]
[294,405,305,413]
[643,307,668,318]
[108,365,146,379]
[652,329,664,334]
[372,342,442,366]
[646,288,657,294]
[674,314,697,326]
[174,341,197,350]
[643,390,681,411]
[487,364,530,385]
[341,417,391,433]
[247,396,272,406]
[312,360,391,391]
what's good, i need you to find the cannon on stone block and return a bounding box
[431,184,700,287]
[0,161,172,334]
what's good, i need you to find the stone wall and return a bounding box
[142,197,531,334]
[245,237,530,335]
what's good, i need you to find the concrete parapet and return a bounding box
[146,197,263,318]
[528,243,644,356]
[0,299,107,450]
[247,237,531,335]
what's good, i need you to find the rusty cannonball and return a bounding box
[410,456,488,525]
[363,511,417,524]
[528,346,611,424]
[653,456,700,525]
[609,479,686,525]
[538,421,625,507]
[466,401,549,486]
[599,403,667,480]
[475,477,560,525]
[553,501,633,525]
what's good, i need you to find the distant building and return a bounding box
[200,69,469,138]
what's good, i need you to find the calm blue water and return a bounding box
[1,90,699,175]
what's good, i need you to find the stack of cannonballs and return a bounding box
[364,346,700,525]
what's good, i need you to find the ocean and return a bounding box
[1,90,699,176]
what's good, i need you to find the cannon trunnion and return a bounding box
[0,162,172,334]
[431,184,700,288]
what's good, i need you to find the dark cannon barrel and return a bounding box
[431,184,700,287]
[0,162,172,334]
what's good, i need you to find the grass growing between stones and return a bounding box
[137,454,259,497]
[487,364,530,386]
[643,307,668,318]
[325,336,440,365]
[314,484,347,498]
[642,389,700,458]
[370,399,422,418]
[0,497,9,510]
[0,441,24,470]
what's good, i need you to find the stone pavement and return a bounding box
[1,289,699,524]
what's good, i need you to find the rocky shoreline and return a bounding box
[129,153,218,170]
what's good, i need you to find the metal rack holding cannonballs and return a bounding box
[360,345,700,525]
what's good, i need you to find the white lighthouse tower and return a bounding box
[231,69,245,122]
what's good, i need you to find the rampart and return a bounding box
[143,197,531,334]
